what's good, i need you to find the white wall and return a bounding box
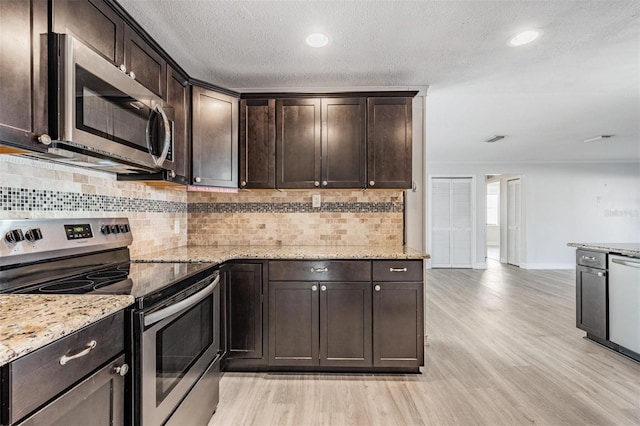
[426,162,640,269]
[486,225,500,246]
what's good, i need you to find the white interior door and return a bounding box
[431,178,473,268]
[507,178,521,266]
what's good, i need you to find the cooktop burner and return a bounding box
[39,280,95,293]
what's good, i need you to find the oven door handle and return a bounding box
[144,275,219,327]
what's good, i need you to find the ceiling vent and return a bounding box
[484,135,506,143]
[583,135,615,143]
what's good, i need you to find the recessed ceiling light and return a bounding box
[306,33,329,48]
[508,30,541,47]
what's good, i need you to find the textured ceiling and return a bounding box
[117,0,640,162]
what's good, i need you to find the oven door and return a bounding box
[137,273,220,426]
[54,34,174,172]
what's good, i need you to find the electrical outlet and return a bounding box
[174,220,180,235]
[312,194,321,208]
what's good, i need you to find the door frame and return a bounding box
[502,176,524,267]
[426,174,477,269]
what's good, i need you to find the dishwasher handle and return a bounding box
[611,258,640,269]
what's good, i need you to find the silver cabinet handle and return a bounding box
[374,285,381,291]
[310,267,328,273]
[119,64,126,73]
[321,285,327,291]
[38,134,52,145]
[113,363,129,377]
[169,170,176,178]
[312,285,318,291]
[611,258,640,268]
[60,340,97,365]
[241,180,247,187]
[581,256,596,261]
[194,177,202,183]
[597,272,605,277]
[314,181,320,187]
[322,181,328,186]
[389,267,408,272]
[369,180,375,186]
[129,71,136,80]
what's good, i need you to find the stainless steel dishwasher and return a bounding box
[608,255,640,357]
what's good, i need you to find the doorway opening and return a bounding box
[485,177,500,262]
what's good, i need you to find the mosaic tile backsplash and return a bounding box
[2,156,405,250]
[0,156,188,257]
[187,190,405,246]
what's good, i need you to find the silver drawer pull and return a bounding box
[59,340,97,365]
[597,272,605,277]
[311,267,328,273]
[581,256,596,261]
[389,267,408,272]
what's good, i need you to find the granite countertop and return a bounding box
[567,243,640,258]
[0,294,134,366]
[133,245,429,263]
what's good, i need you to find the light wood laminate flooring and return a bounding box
[210,261,640,425]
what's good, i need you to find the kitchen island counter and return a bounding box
[133,245,429,263]
[0,294,134,366]
[567,243,640,258]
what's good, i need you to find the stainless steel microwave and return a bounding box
[32,34,174,174]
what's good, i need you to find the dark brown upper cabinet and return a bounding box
[276,98,321,189]
[166,66,190,183]
[54,0,166,99]
[322,97,366,188]
[192,85,239,188]
[124,26,166,98]
[240,99,276,189]
[367,97,413,189]
[52,0,125,67]
[0,0,49,152]
[275,97,366,189]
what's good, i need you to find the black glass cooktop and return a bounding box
[16,261,216,300]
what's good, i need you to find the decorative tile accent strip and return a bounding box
[0,187,187,213]
[188,201,404,214]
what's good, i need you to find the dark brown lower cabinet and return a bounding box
[372,282,424,369]
[17,355,125,426]
[269,281,319,366]
[227,262,265,363]
[320,282,372,367]
[576,265,607,340]
[268,281,372,368]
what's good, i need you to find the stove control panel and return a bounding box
[1,218,133,267]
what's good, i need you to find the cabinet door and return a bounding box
[373,282,424,369]
[320,282,372,367]
[321,98,366,188]
[240,99,276,189]
[276,99,321,189]
[269,281,319,366]
[192,86,239,188]
[167,66,190,183]
[576,266,607,340]
[0,0,48,152]
[228,263,264,360]
[124,26,166,98]
[367,97,413,189]
[18,354,126,426]
[53,0,124,66]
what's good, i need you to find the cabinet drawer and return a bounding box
[577,250,606,269]
[9,311,124,423]
[372,260,423,281]
[269,260,371,281]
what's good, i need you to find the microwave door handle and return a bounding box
[144,275,219,327]
[146,104,171,167]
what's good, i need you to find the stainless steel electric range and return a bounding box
[1,218,223,426]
